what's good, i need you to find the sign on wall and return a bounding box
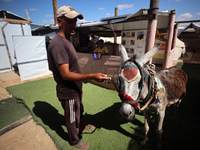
[122,29,168,59]
[121,30,147,57]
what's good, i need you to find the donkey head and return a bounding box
[118,44,160,120]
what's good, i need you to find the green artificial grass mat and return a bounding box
[6,63,200,150]
[0,97,30,129]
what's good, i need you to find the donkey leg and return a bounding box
[156,109,166,149]
[141,110,151,145]
[174,99,182,126]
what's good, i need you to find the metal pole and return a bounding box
[52,0,58,25]
[162,10,176,69]
[145,0,160,63]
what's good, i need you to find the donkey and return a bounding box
[117,44,187,148]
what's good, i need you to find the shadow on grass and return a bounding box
[33,101,69,141]
[33,101,145,145]
[84,102,144,141]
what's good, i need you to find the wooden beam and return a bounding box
[125,14,156,22]
[1,18,32,24]
[52,0,58,25]
[3,11,7,19]
[25,9,30,20]
[1,22,13,69]
[175,20,200,24]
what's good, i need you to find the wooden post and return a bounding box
[145,0,160,63]
[1,22,13,69]
[52,0,58,25]
[115,7,118,17]
[162,10,176,69]
[25,9,30,21]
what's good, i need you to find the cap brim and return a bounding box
[64,11,83,19]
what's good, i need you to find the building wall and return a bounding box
[179,32,200,52]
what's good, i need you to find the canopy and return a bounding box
[32,9,170,37]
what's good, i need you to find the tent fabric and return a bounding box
[0,46,11,73]
[13,36,51,81]
[0,22,32,73]
[177,23,200,36]
[0,22,11,73]
[173,38,186,60]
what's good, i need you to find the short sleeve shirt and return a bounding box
[48,34,82,100]
[93,46,109,54]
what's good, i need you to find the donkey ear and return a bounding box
[119,44,129,62]
[136,43,161,66]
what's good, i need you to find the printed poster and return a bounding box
[153,29,168,59]
[121,30,146,57]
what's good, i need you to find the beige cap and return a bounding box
[57,6,83,19]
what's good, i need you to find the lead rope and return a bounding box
[138,64,158,111]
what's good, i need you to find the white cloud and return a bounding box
[117,4,134,10]
[29,8,37,11]
[42,19,54,24]
[42,20,48,23]
[45,14,54,17]
[77,19,88,24]
[196,12,200,16]
[50,20,54,24]
[176,13,193,21]
[175,0,183,2]
[99,8,105,10]
[106,13,111,16]
[128,9,134,12]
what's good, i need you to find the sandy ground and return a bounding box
[0,72,57,150]
[0,119,57,150]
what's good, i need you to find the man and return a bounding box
[48,6,109,149]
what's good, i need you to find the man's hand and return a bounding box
[92,73,110,82]
[57,64,110,82]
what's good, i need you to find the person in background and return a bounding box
[48,6,109,150]
[93,39,109,59]
[90,34,98,52]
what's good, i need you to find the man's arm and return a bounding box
[57,64,109,82]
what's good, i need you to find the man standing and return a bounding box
[48,6,109,149]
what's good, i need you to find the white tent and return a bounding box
[0,21,51,80]
[0,22,32,73]
[12,36,51,81]
[173,38,186,60]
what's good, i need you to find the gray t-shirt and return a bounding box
[48,34,82,100]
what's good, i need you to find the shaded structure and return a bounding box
[177,21,200,52]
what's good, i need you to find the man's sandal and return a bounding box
[82,124,96,133]
[74,140,89,150]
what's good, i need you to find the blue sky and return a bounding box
[1,0,200,26]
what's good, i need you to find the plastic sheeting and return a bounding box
[173,38,186,60]
[0,22,31,73]
[13,36,51,81]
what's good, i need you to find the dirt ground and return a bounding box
[0,51,199,150]
[0,72,57,150]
